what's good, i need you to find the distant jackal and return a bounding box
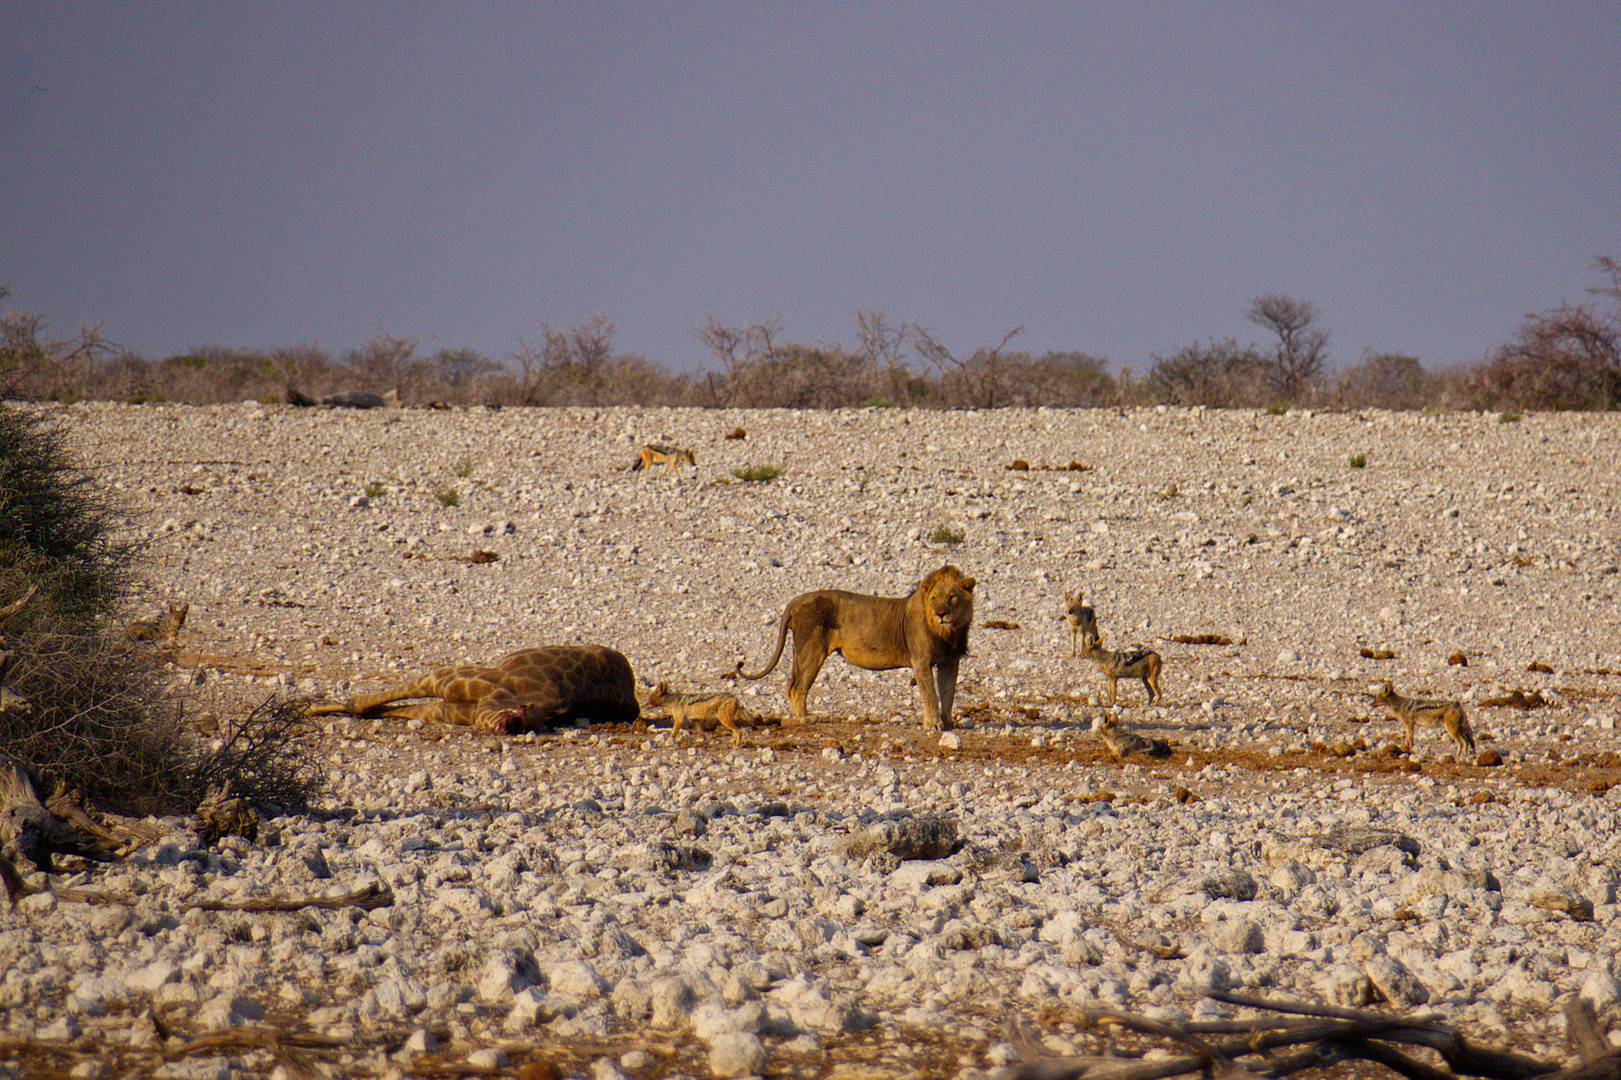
[1372,680,1476,758]
[1096,713,1171,761]
[127,601,189,645]
[644,682,752,745]
[1064,589,1098,656]
[630,444,697,478]
[1079,637,1164,706]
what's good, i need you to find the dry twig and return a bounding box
[995,990,1619,1080]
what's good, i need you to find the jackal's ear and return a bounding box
[961,577,976,592]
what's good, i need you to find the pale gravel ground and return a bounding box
[3,402,1620,1078]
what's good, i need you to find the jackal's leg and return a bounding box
[717,699,743,746]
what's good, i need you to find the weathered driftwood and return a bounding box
[4,865,392,913]
[184,880,393,913]
[44,779,125,851]
[996,990,1621,1080]
[0,751,116,874]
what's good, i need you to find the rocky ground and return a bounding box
[3,401,1620,1079]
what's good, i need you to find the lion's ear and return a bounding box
[961,577,976,592]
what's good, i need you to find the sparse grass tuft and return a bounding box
[1263,403,1289,416]
[733,463,781,483]
[364,481,388,498]
[434,486,461,507]
[452,458,475,478]
[1349,453,1367,468]
[929,524,966,545]
[1498,411,1521,424]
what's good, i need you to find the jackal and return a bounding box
[127,602,189,645]
[1079,637,1164,706]
[1096,713,1171,761]
[1064,589,1098,656]
[630,444,697,478]
[1372,681,1476,758]
[644,682,751,745]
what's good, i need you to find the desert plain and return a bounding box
[3,401,1620,1079]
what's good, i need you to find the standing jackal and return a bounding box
[630,444,697,478]
[1372,681,1476,758]
[1064,589,1098,656]
[644,682,752,745]
[1079,637,1164,706]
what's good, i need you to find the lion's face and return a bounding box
[917,565,975,642]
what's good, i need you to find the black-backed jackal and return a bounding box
[1079,637,1164,706]
[630,444,697,478]
[128,601,188,645]
[644,682,752,745]
[1064,589,1098,656]
[1372,681,1476,758]
[1096,713,1171,761]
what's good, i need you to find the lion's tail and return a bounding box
[735,608,793,681]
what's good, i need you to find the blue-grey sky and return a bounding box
[5,2,1619,375]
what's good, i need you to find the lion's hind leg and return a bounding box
[786,635,829,722]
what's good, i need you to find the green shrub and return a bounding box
[434,486,461,507]
[929,524,966,545]
[1498,411,1521,424]
[1349,453,1367,468]
[1263,402,1289,416]
[732,464,781,483]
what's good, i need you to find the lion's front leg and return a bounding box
[933,658,959,731]
[913,659,950,731]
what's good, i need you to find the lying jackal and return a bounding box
[1064,589,1098,656]
[644,682,752,745]
[1079,637,1164,706]
[630,444,697,478]
[1372,680,1476,758]
[127,601,188,645]
[1096,713,1171,761]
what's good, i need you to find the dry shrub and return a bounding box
[189,696,323,814]
[0,393,322,816]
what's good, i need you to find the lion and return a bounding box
[734,565,976,730]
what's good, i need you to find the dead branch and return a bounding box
[184,880,393,913]
[1565,997,1610,1062]
[0,583,40,621]
[996,991,1595,1080]
[45,779,126,851]
[3,871,392,914]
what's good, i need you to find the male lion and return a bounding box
[735,565,975,730]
